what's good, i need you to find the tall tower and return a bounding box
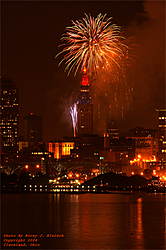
[24,113,42,141]
[156,109,166,162]
[76,68,93,137]
[0,77,19,153]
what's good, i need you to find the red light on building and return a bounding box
[82,75,89,86]
[31,113,34,115]
[81,68,89,86]
[83,67,87,73]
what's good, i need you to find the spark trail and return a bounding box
[70,103,77,137]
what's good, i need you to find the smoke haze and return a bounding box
[121,0,165,131]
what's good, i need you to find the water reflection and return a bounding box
[165,206,166,244]
[128,196,144,249]
[137,198,143,241]
[1,193,165,249]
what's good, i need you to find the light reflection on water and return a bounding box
[1,192,165,249]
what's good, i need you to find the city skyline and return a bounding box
[1,1,165,141]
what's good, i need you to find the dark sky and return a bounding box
[1,0,165,141]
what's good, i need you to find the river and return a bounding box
[1,192,165,249]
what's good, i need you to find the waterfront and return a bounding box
[1,192,165,249]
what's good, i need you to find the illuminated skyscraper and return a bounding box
[0,77,19,153]
[156,109,166,162]
[76,69,93,137]
[24,113,42,142]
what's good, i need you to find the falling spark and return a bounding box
[55,13,128,76]
[70,103,77,137]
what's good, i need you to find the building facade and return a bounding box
[130,137,157,162]
[24,113,42,142]
[71,134,103,160]
[129,126,158,138]
[46,139,75,159]
[156,109,166,162]
[0,77,19,154]
[107,119,119,139]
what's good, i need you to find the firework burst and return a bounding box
[56,13,128,76]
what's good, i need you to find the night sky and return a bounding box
[1,1,165,141]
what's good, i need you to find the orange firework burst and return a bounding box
[55,13,128,76]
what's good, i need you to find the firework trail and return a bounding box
[70,103,77,137]
[55,13,128,76]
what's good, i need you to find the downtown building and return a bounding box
[19,113,43,152]
[106,119,119,139]
[46,139,75,160]
[23,113,42,142]
[128,126,158,162]
[0,77,19,160]
[70,69,103,161]
[76,68,93,137]
[156,109,166,162]
[18,113,45,174]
